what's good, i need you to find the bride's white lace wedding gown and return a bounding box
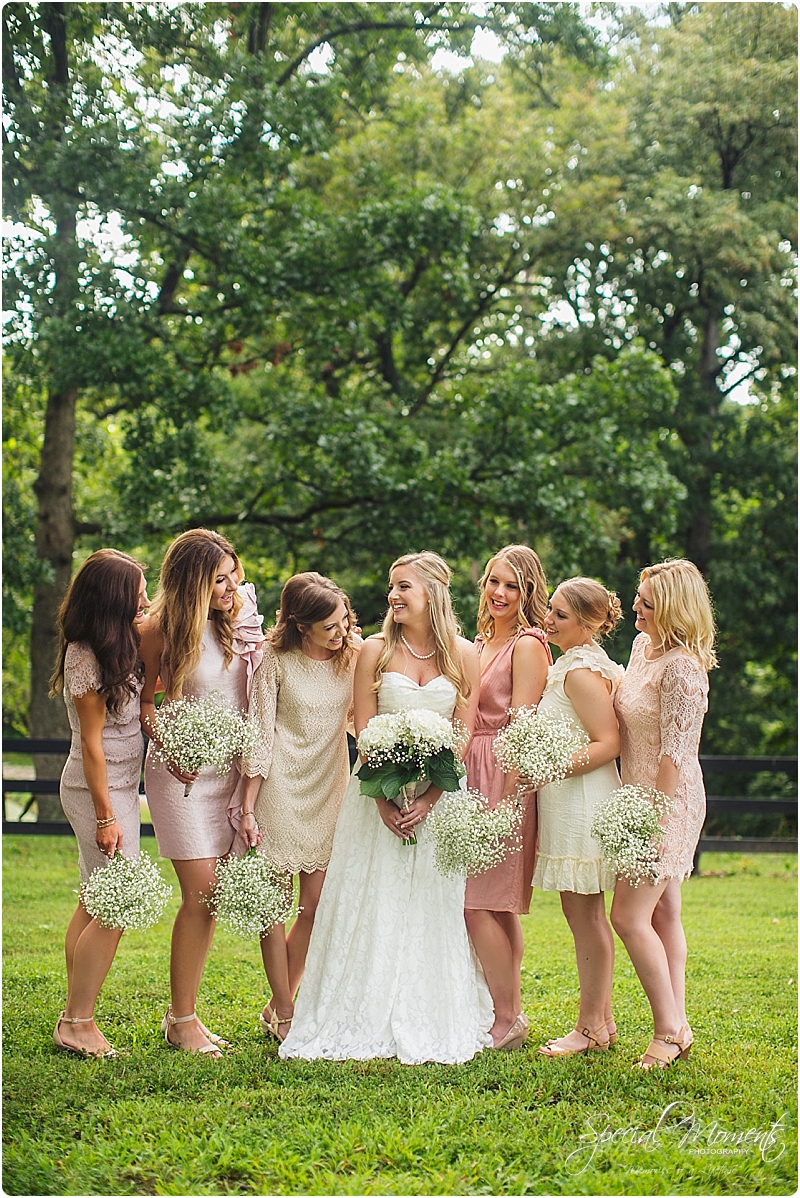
[279,671,493,1065]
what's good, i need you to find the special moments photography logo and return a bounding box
[565,1103,789,1175]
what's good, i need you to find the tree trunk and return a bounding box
[29,382,78,817]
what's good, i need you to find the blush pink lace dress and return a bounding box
[614,633,709,882]
[60,643,144,882]
[464,628,551,914]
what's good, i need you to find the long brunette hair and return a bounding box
[50,549,145,713]
[149,529,244,699]
[268,572,358,673]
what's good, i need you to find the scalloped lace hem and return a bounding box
[532,853,616,893]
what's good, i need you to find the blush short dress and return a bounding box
[144,583,263,860]
[464,627,552,914]
[59,643,144,883]
[614,633,709,882]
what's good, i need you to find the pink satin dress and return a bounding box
[464,628,552,914]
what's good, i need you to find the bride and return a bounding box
[279,552,493,1064]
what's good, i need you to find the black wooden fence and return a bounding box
[3,738,797,857]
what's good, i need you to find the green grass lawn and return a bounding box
[3,838,797,1196]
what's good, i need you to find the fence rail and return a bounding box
[3,741,797,853]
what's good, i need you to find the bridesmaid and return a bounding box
[464,545,551,1051]
[240,573,360,1041]
[611,559,716,1068]
[50,549,149,1057]
[139,529,263,1056]
[534,578,624,1056]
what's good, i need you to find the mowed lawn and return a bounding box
[3,837,796,1197]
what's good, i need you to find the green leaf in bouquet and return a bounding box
[427,749,463,793]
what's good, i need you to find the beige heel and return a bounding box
[161,1008,222,1057]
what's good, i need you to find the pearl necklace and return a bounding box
[401,633,436,660]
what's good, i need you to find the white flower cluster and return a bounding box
[357,709,463,769]
[149,691,259,777]
[81,852,173,931]
[590,785,673,886]
[209,849,297,939]
[493,706,590,788]
[427,790,522,878]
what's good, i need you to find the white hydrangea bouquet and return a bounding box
[149,690,259,796]
[357,710,468,845]
[493,705,590,789]
[80,851,173,931]
[207,848,297,939]
[590,785,673,886]
[427,790,523,877]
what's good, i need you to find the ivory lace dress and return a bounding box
[532,643,625,894]
[279,672,493,1065]
[144,584,263,860]
[464,628,551,913]
[614,633,709,882]
[243,644,356,873]
[60,644,144,883]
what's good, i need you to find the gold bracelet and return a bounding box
[96,815,117,828]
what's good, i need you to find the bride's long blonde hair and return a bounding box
[371,552,472,709]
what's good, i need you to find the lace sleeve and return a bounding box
[659,654,709,768]
[242,645,279,778]
[64,642,101,697]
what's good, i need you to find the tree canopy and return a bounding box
[3,2,797,783]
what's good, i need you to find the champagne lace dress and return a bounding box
[532,643,625,893]
[144,584,263,860]
[60,644,144,882]
[279,672,493,1064]
[243,645,356,873]
[464,628,552,913]
[614,633,709,882]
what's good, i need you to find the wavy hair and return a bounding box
[640,559,718,671]
[268,572,358,673]
[50,549,145,713]
[149,529,244,699]
[554,577,624,641]
[476,544,549,640]
[372,552,471,708]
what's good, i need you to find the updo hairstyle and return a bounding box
[556,577,623,641]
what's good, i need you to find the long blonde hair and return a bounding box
[372,552,472,708]
[150,529,244,699]
[641,559,718,671]
[476,544,548,640]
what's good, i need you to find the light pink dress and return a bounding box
[60,643,143,882]
[144,584,263,860]
[464,628,552,914]
[614,633,709,882]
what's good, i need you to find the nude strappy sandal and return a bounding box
[53,1012,118,1059]
[161,1008,222,1057]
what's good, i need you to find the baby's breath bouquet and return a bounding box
[590,785,673,886]
[493,706,590,789]
[427,790,523,877]
[149,691,259,796]
[208,848,297,938]
[81,852,173,931]
[357,710,468,844]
